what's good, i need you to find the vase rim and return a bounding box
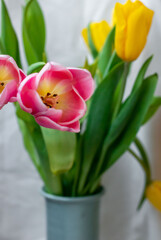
[41,186,104,203]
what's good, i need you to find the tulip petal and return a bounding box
[68,68,95,101]
[37,62,73,97]
[82,21,111,52]
[18,73,47,114]
[62,120,80,133]
[19,69,26,83]
[0,55,20,84]
[35,107,63,122]
[56,88,86,124]
[114,2,127,60]
[146,181,161,212]
[114,0,154,61]
[0,80,17,108]
[125,5,154,61]
[0,55,21,108]
[35,116,80,133]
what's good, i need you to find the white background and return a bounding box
[0,0,161,240]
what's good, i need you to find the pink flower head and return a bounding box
[18,62,95,133]
[0,55,25,109]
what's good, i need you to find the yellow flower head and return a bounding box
[113,0,154,61]
[146,181,161,212]
[82,20,111,52]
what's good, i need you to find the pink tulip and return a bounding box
[0,55,25,109]
[18,62,94,132]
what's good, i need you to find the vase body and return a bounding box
[41,188,103,240]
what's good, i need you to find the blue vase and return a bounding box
[41,188,104,240]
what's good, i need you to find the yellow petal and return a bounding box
[114,3,127,60]
[82,20,111,52]
[146,181,161,212]
[125,3,154,61]
[114,0,154,61]
[0,66,14,93]
[82,28,88,48]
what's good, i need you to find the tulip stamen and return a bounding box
[40,92,60,108]
[0,82,4,86]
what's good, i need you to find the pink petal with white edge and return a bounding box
[37,62,73,96]
[57,88,86,125]
[18,73,47,114]
[38,62,73,82]
[35,107,63,122]
[0,55,20,82]
[19,69,26,83]
[0,80,17,109]
[68,68,95,101]
[35,116,80,133]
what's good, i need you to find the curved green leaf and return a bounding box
[132,55,153,93]
[1,0,21,67]
[78,62,125,192]
[142,96,161,124]
[27,61,45,74]
[42,128,76,175]
[103,51,122,78]
[16,103,62,195]
[22,0,46,65]
[98,27,115,77]
[102,74,158,172]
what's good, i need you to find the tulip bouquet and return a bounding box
[0,0,161,212]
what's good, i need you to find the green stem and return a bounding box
[128,148,149,176]
[112,62,130,121]
[134,137,151,177]
[72,134,82,196]
[128,147,152,209]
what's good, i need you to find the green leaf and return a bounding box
[27,61,45,75]
[142,96,161,124]
[87,23,98,58]
[111,62,131,121]
[101,74,158,172]
[97,27,115,76]
[17,117,44,176]
[41,128,76,175]
[103,51,122,78]
[1,0,22,67]
[102,83,141,152]
[87,79,142,193]
[22,0,46,65]
[132,55,153,93]
[78,62,125,192]
[16,103,62,195]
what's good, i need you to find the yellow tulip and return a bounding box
[146,181,161,212]
[82,20,111,52]
[113,0,154,61]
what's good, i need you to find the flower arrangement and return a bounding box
[0,0,161,214]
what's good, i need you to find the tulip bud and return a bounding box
[82,20,111,52]
[146,181,161,212]
[113,0,154,61]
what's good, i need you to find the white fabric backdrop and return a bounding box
[0,0,161,240]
